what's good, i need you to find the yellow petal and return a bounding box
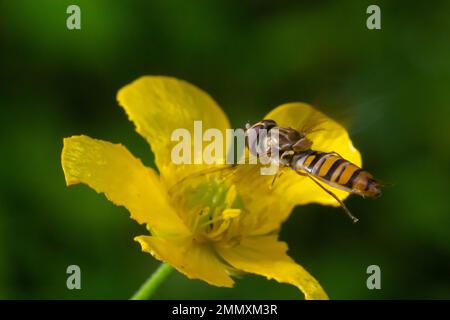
[216,235,328,300]
[229,165,295,236]
[117,76,230,186]
[62,135,190,237]
[136,235,234,287]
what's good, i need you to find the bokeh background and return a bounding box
[1,0,450,299]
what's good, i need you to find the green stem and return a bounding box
[130,263,174,300]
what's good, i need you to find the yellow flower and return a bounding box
[61,76,361,300]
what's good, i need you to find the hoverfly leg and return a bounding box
[279,150,294,165]
[269,150,293,190]
[305,173,359,224]
[270,170,284,190]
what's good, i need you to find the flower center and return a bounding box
[172,176,244,243]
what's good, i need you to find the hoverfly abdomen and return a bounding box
[293,151,381,199]
[349,170,381,199]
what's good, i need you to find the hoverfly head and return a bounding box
[245,119,277,133]
[245,120,277,156]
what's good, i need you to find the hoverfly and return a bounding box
[169,113,382,223]
[246,119,381,223]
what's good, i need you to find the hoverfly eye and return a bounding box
[262,119,277,130]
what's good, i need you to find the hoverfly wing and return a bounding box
[167,164,236,195]
[319,95,389,137]
[167,152,261,196]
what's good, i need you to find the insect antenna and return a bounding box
[377,178,394,188]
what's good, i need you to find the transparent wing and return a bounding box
[166,145,299,205]
[167,163,238,196]
[265,103,344,140]
[324,96,388,137]
[263,103,361,166]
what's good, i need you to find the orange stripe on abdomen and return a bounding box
[303,154,316,168]
[337,163,360,186]
[293,150,381,198]
[317,156,341,178]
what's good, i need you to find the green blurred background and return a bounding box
[1,0,450,299]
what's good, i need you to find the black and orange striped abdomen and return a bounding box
[292,150,381,198]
